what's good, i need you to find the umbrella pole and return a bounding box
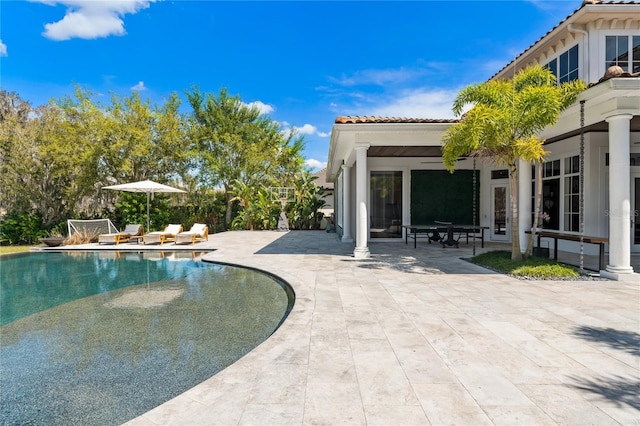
[147,192,150,233]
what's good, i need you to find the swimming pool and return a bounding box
[0,251,294,425]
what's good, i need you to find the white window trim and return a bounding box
[545,43,581,83]
[563,154,581,233]
[598,30,640,76]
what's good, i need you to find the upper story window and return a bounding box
[546,45,579,83]
[606,35,640,73]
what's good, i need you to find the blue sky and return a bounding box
[1,0,580,170]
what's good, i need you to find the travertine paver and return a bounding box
[122,230,640,425]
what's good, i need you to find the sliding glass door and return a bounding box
[370,171,402,239]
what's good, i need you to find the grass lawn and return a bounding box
[472,250,580,279]
[0,245,37,256]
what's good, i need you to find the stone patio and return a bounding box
[56,230,640,425]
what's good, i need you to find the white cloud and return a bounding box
[329,67,427,87]
[363,88,460,119]
[0,39,7,57]
[297,124,317,135]
[305,158,327,170]
[286,123,330,138]
[322,64,466,119]
[244,100,274,115]
[131,81,147,91]
[37,0,156,41]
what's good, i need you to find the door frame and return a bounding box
[491,183,510,242]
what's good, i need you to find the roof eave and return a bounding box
[491,2,640,82]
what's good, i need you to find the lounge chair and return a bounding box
[143,224,183,245]
[175,223,208,245]
[98,224,144,245]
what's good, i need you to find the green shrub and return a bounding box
[114,192,171,232]
[0,212,47,245]
[472,250,580,279]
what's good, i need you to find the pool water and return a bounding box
[0,251,294,425]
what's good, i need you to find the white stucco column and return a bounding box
[341,164,353,243]
[518,159,532,253]
[353,144,370,258]
[603,113,634,278]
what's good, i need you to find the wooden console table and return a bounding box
[527,230,608,270]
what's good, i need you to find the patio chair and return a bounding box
[98,224,144,245]
[143,224,183,245]
[175,223,209,245]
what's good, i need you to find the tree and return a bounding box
[89,90,190,187]
[0,91,34,215]
[1,87,192,236]
[0,91,93,227]
[187,88,304,227]
[442,65,585,260]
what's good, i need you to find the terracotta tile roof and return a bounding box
[490,0,640,81]
[335,116,458,124]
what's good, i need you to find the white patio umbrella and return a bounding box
[102,179,186,233]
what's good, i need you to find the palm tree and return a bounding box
[442,65,585,260]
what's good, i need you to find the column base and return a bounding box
[353,246,370,259]
[601,266,637,281]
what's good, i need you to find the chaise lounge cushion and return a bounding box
[143,224,183,245]
[98,224,144,245]
[175,223,209,245]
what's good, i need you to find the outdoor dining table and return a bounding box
[402,224,488,248]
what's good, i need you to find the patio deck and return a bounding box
[44,231,640,424]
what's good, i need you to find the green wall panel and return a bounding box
[410,170,480,225]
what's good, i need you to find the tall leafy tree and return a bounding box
[442,65,585,260]
[0,91,34,215]
[98,91,190,184]
[78,89,190,227]
[0,90,95,226]
[187,88,304,227]
[1,87,191,233]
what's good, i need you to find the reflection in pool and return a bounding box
[0,252,294,425]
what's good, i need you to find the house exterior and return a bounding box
[326,0,640,280]
[312,168,334,214]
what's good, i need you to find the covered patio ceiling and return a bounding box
[367,145,444,157]
[545,116,640,145]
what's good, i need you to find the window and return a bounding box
[543,159,560,178]
[533,157,582,232]
[564,156,580,232]
[606,35,640,73]
[545,45,579,83]
[532,160,561,230]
